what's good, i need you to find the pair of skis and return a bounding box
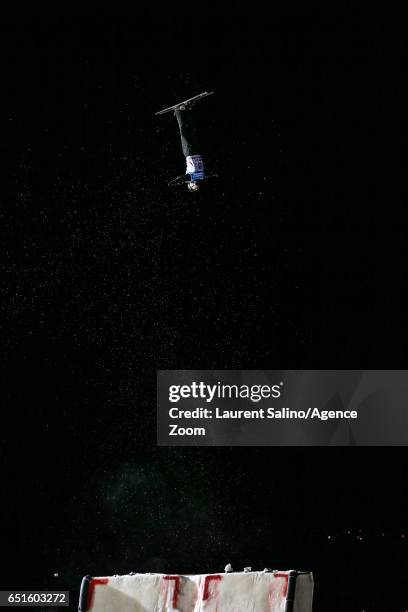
[155,91,217,188]
[155,91,214,116]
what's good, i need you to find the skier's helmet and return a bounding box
[188,181,200,192]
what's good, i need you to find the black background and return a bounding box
[1,15,407,611]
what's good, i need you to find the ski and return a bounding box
[155,91,215,116]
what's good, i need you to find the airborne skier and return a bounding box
[155,91,214,192]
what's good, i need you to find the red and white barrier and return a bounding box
[79,570,313,611]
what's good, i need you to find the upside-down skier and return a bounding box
[155,91,214,192]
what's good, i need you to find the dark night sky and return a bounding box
[1,15,407,611]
